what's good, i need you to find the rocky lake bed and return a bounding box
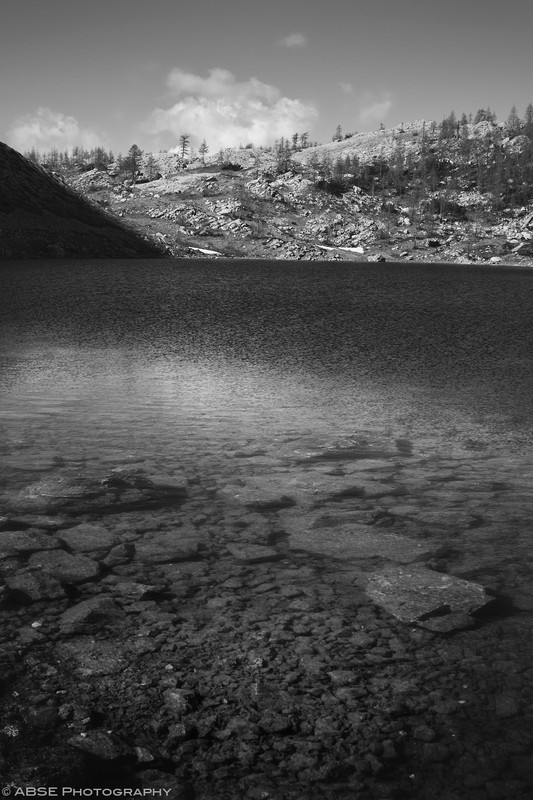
[1,256,532,798]
[2,432,533,799]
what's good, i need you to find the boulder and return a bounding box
[134,529,203,563]
[0,529,60,557]
[163,688,196,716]
[288,524,437,564]
[101,542,134,568]
[5,569,66,600]
[67,730,123,760]
[27,550,99,584]
[503,134,531,155]
[366,565,490,627]
[57,523,118,553]
[59,597,124,635]
[10,467,188,515]
[9,472,107,514]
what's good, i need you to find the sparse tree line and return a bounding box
[304,104,533,209]
[22,103,533,209]
[23,132,213,183]
[23,144,147,181]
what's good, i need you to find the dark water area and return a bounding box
[1,258,533,798]
[2,258,533,442]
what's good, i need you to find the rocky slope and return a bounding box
[0,142,164,259]
[64,120,533,266]
[4,118,533,265]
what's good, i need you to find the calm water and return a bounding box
[1,258,533,599]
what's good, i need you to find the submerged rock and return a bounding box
[288,523,437,564]
[8,467,189,515]
[105,467,188,496]
[59,597,124,635]
[226,543,280,563]
[5,569,66,600]
[56,523,118,553]
[219,469,399,511]
[1,515,67,530]
[366,565,489,628]
[278,433,409,463]
[27,550,99,584]
[218,479,296,510]
[0,529,60,556]
[133,529,203,563]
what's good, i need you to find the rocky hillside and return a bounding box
[4,116,533,265]
[0,142,164,259]
[64,118,533,266]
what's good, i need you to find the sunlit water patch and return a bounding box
[2,259,533,793]
[1,259,532,599]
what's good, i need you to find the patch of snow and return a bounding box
[188,246,222,255]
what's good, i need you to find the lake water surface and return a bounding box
[1,258,533,795]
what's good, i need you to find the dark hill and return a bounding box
[0,142,164,258]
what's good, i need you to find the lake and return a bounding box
[1,258,533,797]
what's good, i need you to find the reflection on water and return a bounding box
[1,259,532,597]
[2,259,533,793]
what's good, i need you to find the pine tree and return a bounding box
[123,144,143,182]
[523,103,533,139]
[506,105,521,137]
[179,134,190,161]
[145,154,157,180]
[198,140,209,164]
[93,147,109,171]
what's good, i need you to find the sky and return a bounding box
[2,0,533,157]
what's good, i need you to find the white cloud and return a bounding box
[279,32,308,47]
[146,67,317,151]
[359,93,393,124]
[7,107,106,153]
[339,82,354,95]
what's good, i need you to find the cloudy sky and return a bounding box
[2,0,533,156]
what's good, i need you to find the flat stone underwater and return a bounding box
[1,258,533,798]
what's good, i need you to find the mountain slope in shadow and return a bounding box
[0,142,165,258]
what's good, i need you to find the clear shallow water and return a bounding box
[1,258,533,595]
[0,261,533,564]
[3,258,533,795]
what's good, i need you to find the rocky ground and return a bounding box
[63,121,533,268]
[2,434,533,798]
[71,163,533,267]
[3,119,533,265]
